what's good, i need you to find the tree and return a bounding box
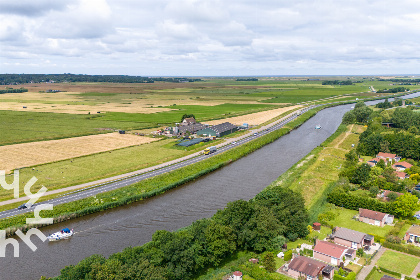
[350,163,371,186]
[262,252,276,273]
[387,192,399,202]
[377,159,386,169]
[342,111,356,124]
[369,186,379,197]
[393,193,420,218]
[284,250,293,261]
[204,222,236,266]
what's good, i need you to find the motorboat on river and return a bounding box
[47,228,74,241]
[315,125,322,129]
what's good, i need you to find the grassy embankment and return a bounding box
[0,106,323,236]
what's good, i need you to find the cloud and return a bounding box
[1,0,420,75]
[0,0,70,17]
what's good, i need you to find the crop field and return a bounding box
[0,133,159,172]
[203,105,302,125]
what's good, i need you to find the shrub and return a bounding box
[284,250,293,261]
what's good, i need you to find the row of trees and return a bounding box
[0,74,202,85]
[376,87,409,93]
[322,80,354,85]
[53,187,309,280]
[0,87,28,94]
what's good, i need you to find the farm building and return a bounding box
[358,208,394,227]
[173,123,206,136]
[181,117,197,126]
[196,122,238,137]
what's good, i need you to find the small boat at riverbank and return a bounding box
[47,228,74,241]
[315,125,321,129]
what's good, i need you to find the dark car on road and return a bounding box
[17,203,32,210]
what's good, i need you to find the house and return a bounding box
[196,122,238,137]
[404,225,420,244]
[332,227,373,249]
[313,240,355,265]
[367,158,383,167]
[358,208,394,226]
[392,161,413,171]
[181,117,196,126]
[395,171,408,180]
[287,255,334,279]
[380,190,403,201]
[377,152,401,162]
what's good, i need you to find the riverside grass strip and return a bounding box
[0,106,323,235]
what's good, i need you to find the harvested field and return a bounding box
[0,133,158,172]
[203,105,302,126]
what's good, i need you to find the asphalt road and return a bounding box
[0,106,315,220]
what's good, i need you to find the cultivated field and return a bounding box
[0,133,158,172]
[204,104,302,125]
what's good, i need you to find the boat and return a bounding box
[315,125,321,129]
[47,228,74,241]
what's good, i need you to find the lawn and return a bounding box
[377,250,420,275]
[366,270,393,280]
[327,207,393,237]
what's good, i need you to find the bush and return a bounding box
[382,241,420,257]
[284,250,293,261]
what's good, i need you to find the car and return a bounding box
[254,132,258,136]
[17,203,32,210]
[232,141,237,145]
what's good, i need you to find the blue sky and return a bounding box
[1,0,420,76]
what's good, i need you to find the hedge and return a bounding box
[382,241,420,257]
[365,267,377,280]
[333,272,356,280]
[327,190,396,216]
[378,267,401,278]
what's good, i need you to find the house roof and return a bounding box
[233,271,243,276]
[182,117,196,124]
[406,225,420,236]
[392,161,413,169]
[395,171,408,179]
[383,190,403,198]
[333,227,366,244]
[359,208,387,221]
[288,255,325,277]
[210,122,237,134]
[368,158,381,163]
[377,152,397,159]
[314,240,347,259]
[177,123,205,134]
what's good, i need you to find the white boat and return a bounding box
[315,125,321,129]
[47,228,74,241]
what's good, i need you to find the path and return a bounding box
[356,247,386,280]
[333,124,354,149]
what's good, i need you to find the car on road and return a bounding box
[232,141,237,145]
[17,203,32,210]
[254,132,258,136]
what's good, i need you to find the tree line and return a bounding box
[322,80,354,85]
[50,187,309,280]
[0,74,202,85]
[0,87,28,94]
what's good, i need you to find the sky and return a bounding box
[1,0,420,76]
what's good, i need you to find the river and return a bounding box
[1,92,419,279]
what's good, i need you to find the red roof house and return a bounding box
[392,161,413,171]
[313,240,354,265]
[377,152,401,162]
[359,208,394,226]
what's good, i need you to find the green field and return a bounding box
[377,250,420,275]
[0,110,153,146]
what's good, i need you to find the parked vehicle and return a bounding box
[204,146,217,155]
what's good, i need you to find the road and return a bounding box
[0,106,315,220]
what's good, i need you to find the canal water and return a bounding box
[1,93,419,279]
